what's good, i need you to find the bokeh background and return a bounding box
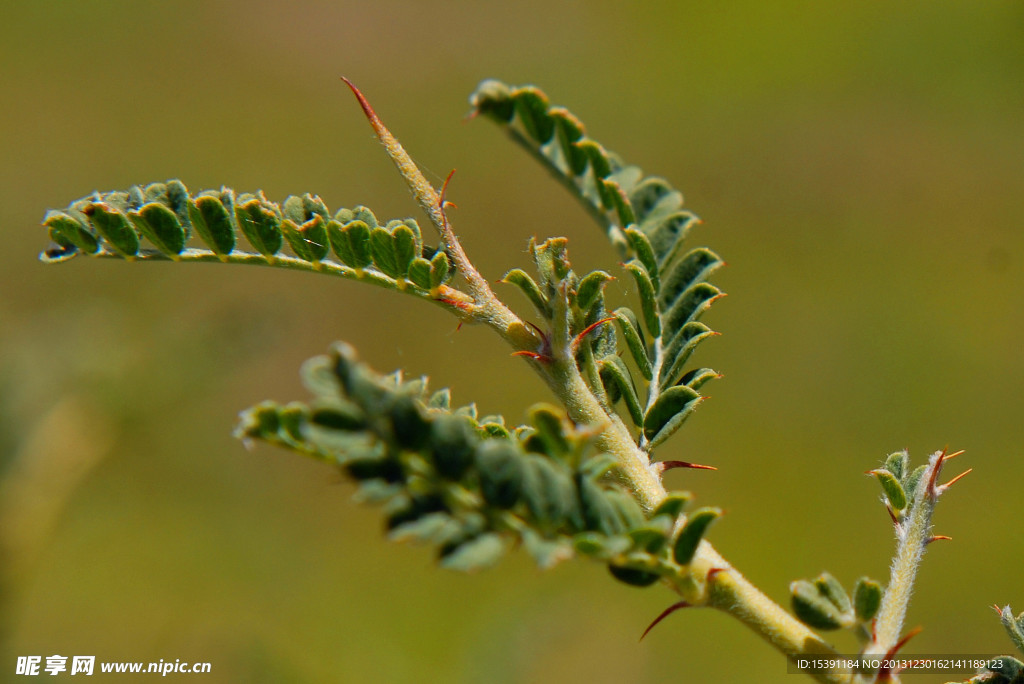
[2,2,1022,682]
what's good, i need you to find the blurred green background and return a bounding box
[2,2,1022,682]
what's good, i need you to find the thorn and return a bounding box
[640,601,690,641]
[341,77,384,132]
[708,292,728,306]
[926,448,947,495]
[659,460,717,472]
[941,468,972,489]
[876,626,924,681]
[571,316,616,352]
[885,505,899,526]
[511,350,550,362]
[927,535,952,544]
[435,296,475,312]
[942,449,965,462]
[706,567,727,582]
[992,604,1004,615]
[455,321,464,332]
[439,169,457,211]
[525,320,548,340]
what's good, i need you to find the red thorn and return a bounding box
[525,320,548,339]
[640,601,690,641]
[660,460,717,472]
[926,448,946,494]
[439,169,457,210]
[877,626,924,680]
[942,468,972,489]
[927,535,952,544]
[706,567,727,581]
[455,321,464,332]
[885,505,899,526]
[435,296,475,312]
[942,449,966,462]
[341,77,384,132]
[993,604,1004,614]
[571,316,616,351]
[511,350,550,362]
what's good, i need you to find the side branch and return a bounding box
[341,77,537,351]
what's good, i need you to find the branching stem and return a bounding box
[343,79,846,681]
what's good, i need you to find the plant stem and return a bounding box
[345,79,845,679]
[539,352,845,680]
[343,78,538,353]
[866,450,948,659]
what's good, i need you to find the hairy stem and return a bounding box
[90,248,483,321]
[867,450,951,658]
[342,78,535,351]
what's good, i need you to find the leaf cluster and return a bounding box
[236,342,718,584]
[40,180,463,303]
[471,80,725,452]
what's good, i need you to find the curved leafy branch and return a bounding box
[38,180,484,317]
[236,341,719,586]
[470,80,725,453]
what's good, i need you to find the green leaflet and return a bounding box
[885,450,909,481]
[644,385,703,448]
[791,580,847,631]
[789,573,855,631]
[407,257,432,290]
[612,308,652,381]
[429,250,450,289]
[853,577,883,623]
[235,195,283,258]
[672,507,720,565]
[660,282,722,345]
[576,270,614,313]
[128,203,187,258]
[657,248,724,310]
[476,440,525,509]
[873,469,908,511]
[652,492,692,520]
[679,368,719,392]
[501,268,550,318]
[281,215,329,264]
[608,563,661,588]
[85,202,139,258]
[440,533,507,572]
[43,211,99,256]
[369,226,400,278]
[599,356,644,426]
[329,220,373,269]
[624,261,660,337]
[648,211,701,268]
[188,194,235,257]
[624,227,659,290]
[661,322,717,390]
